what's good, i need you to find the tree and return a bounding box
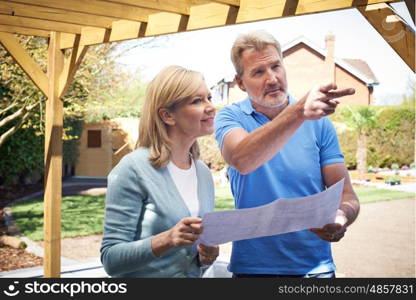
[0,34,163,184]
[0,36,130,183]
[343,106,377,180]
[0,36,48,148]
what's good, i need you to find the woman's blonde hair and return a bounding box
[136,65,204,169]
[231,30,282,76]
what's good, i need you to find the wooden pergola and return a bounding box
[0,0,414,278]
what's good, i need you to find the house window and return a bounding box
[87,130,101,148]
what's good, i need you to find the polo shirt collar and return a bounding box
[240,97,255,115]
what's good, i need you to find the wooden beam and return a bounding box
[0,1,119,28]
[404,0,415,24]
[59,35,89,98]
[58,20,146,49]
[358,3,415,71]
[8,0,156,22]
[187,2,238,30]
[59,33,76,50]
[146,12,189,36]
[0,32,48,96]
[236,0,402,23]
[104,0,209,15]
[0,24,50,37]
[79,26,110,46]
[109,20,147,42]
[0,14,84,34]
[212,0,240,5]
[44,31,64,278]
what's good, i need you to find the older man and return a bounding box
[214,30,360,278]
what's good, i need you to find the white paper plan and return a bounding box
[197,178,345,246]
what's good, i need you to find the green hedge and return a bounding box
[331,105,415,169]
[0,126,44,185]
[0,118,82,186]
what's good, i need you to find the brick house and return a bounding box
[212,34,379,105]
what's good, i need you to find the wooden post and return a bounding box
[44,31,64,278]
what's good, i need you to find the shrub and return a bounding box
[332,105,414,169]
[391,163,399,170]
[198,134,226,171]
[0,126,44,185]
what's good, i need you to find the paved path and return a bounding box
[332,198,415,277]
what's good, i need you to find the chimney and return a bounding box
[325,33,335,83]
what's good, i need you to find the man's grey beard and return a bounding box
[250,92,288,109]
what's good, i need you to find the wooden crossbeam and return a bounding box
[44,31,64,278]
[0,1,119,28]
[59,35,89,98]
[8,0,156,22]
[236,0,402,23]
[59,21,146,49]
[187,2,238,29]
[104,0,209,15]
[0,14,84,34]
[358,3,415,71]
[0,32,48,96]
[0,24,50,37]
[145,12,188,36]
[109,20,147,42]
[212,0,240,5]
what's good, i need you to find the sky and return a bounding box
[117,2,415,105]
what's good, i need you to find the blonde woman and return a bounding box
[101,66,219,277]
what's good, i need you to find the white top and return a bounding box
[167,159,199,217]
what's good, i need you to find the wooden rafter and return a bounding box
[212,0,240,5]
[0,0,407,56]
[104,0,209,15]
[0,1,120,28]
[0,25,50,37]
[236,0,402,23]
[358,3,415,71]
[187,2,238,29]
[59,35,89,98]
[7,0,157,22]
[0,32,48,96]
[0,14,85,34]
[59,21,146,49]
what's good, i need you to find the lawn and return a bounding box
[10,185,414,241]
[11,195,105,241]
[214,185,415,210]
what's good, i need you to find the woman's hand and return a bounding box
[168,217,203,247]
[151,217,202,257]
[197,243,219,265]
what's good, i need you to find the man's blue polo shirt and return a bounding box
[214,96,344,275]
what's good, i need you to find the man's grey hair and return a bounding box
[231,30,282,76]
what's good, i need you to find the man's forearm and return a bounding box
[229,98,306,174]
[339,195,360,226]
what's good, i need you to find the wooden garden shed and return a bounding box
[0,0,414,278]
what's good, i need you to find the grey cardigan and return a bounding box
[100,148,215,277]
